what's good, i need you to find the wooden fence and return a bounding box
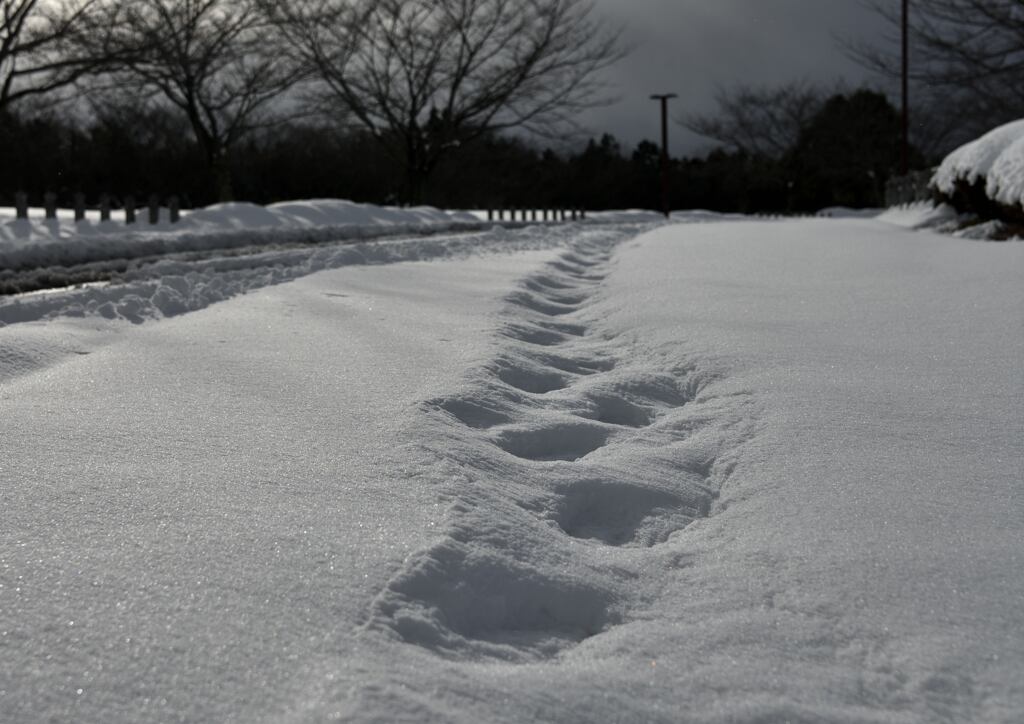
[12,192,183,224]
[487,207,585,222]
[9,193,586,226]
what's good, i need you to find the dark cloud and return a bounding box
[579,0,892,156]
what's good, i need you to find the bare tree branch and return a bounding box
[679,81,830,159]
[86,0,305,200]
[266,0,626,202]
[845,0,1024,154]
[0,0,117,112]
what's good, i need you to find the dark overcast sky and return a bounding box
[580,0,894,156]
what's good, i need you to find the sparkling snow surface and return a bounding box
[1,220,1022,722]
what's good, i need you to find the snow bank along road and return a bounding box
[1,218,1022,722]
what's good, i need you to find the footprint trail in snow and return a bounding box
[365,226,758,664]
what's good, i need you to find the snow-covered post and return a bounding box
[148,195,159,224]
[44,192,57,219]
[99,195,111,221]
[168,196,180,223]
[125,196,136,224]
[15,192,28,219]
[74,193,86,222]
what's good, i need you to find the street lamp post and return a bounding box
[901,0,909,175]
[650,93,677,218]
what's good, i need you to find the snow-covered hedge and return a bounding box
[932,119,1024,219]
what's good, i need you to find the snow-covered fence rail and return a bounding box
[486,207,585,223]
[12,191,184,224]
[885,170,934,206]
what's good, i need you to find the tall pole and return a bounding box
[651,93,677,218]
[901,0,909,175]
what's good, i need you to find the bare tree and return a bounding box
[93,0,303,201]
[680,81,828,160]
[848,0,1024,153]
[268,0,625,203]
[0,0,112,113]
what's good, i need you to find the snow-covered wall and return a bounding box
[933,119,1024,210]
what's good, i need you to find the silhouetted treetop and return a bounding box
[266,0,627,202]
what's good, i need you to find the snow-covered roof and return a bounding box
[933,119,1024,208]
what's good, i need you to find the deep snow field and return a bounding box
[1,214,1022,723]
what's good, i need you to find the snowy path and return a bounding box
[0,243,568,721]
[1,219,1022,723]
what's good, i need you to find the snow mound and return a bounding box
[816,206,882,218]
[0,199,484,271]
[0,199,478,244]
[0,224,612,328]
[188,199,476,229]
[988,134,1024,207]
[876,201,960,230]
[933,119,1024,205]
[587,210,750,224]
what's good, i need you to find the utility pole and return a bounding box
[900,0,909,175]
[650,93,677,218]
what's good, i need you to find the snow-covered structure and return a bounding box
[933,119,1024,217]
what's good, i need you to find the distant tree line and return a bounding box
[3,0,1018,213]
[0,0,624,204]
[0,85,922,213]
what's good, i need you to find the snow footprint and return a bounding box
[501,322,575,347]
[493,421,611,462]
[522,280,591,304]
[519,350,614,376]
[427,395,516,429]
[370,538,621,662]
[550,479,707,547]
[489,358,570,394]
[548,260,606,281]
[575,391,656,428]
[506,291,583,317]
